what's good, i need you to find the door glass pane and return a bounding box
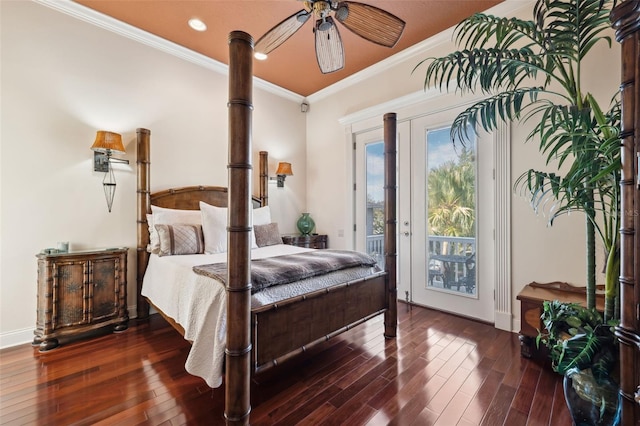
[366,142,385,268]
[426,127,477,296]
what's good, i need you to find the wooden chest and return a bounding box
[516,281,604,360]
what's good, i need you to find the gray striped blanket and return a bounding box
[193,249,378,294]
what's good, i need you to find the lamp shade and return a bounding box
[91,131,125,153]
[275,162,293,176]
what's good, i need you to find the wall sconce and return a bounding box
[270,162,293,188]
[90,131,129,212]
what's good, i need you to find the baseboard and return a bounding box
[401,300,497,328]
[494,311,513,332]
[0,304,138,350]
[0,327,35,350]
[513,318,521,335]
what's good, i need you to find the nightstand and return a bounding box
[281,234,328,249]
[33,247,129,351]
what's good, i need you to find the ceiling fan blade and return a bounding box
[335,1,405,48]
[314,16,344,74]
[255,9,310,55]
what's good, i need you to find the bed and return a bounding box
[135,31,398,425]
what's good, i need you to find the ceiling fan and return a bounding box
[254,1,406,74]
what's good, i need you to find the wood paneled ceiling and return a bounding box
[73,1,504,97]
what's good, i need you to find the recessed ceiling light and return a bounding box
[188,18,207,32]
[254,52,268,61]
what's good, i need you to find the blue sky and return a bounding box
[366,142,385,203]
[366,126,473,203]
[427,127,461,171]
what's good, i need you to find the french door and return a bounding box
[355,107,495,323]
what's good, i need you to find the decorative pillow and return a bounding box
[200,201,228,254]
[254,222,283,247]
[149,205,202,254]
[251,206,272,249]
[155,224,204,256]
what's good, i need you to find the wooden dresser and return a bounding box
[33,247,128,351]
[282,234,328,249]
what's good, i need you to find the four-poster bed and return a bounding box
[611,2,640,424]
[135,32,398,424]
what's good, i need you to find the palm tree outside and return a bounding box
[428,140,476,238]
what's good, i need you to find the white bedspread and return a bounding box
[141,244,311,388]
[141,244,381,388]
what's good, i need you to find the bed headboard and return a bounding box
[150,186,262,210]
[135,128,269,319]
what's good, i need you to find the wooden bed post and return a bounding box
[259,151,268,206]
[611,2,640,424]
[225,30,253,425]
[383,113,398,338]
[136,128,151,320]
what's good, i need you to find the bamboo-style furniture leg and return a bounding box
[225,30,253,426]
[384,112,398,339]
[611,2,640,424]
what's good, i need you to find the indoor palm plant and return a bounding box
[414,0,621,423]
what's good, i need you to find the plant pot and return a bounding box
[296,213,315,235]
[563,368,621,425]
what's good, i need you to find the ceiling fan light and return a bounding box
[317,18,333,32]
[254,52,268,60]
[296,11,310,23]
[335,5,349,22]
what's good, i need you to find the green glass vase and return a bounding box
[296,213,315,235]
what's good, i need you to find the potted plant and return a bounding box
[414,0,621,423]
[539,300,620,424]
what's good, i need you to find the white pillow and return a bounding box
[253,206,272,226]
[200,202,269,253]
[148,205,202,254]
[200,201,228,254]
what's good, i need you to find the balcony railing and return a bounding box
[428,235,475,258]
[366,234,385,268]
[428,235,475,293]
[365,233,476,293]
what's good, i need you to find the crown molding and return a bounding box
[34,0,532,105]
[33,0,305,103]
[338,89,440,127]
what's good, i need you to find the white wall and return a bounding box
[304,0,621,330]
[0,1,306,347]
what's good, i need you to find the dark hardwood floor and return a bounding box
[0,303,571,425]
